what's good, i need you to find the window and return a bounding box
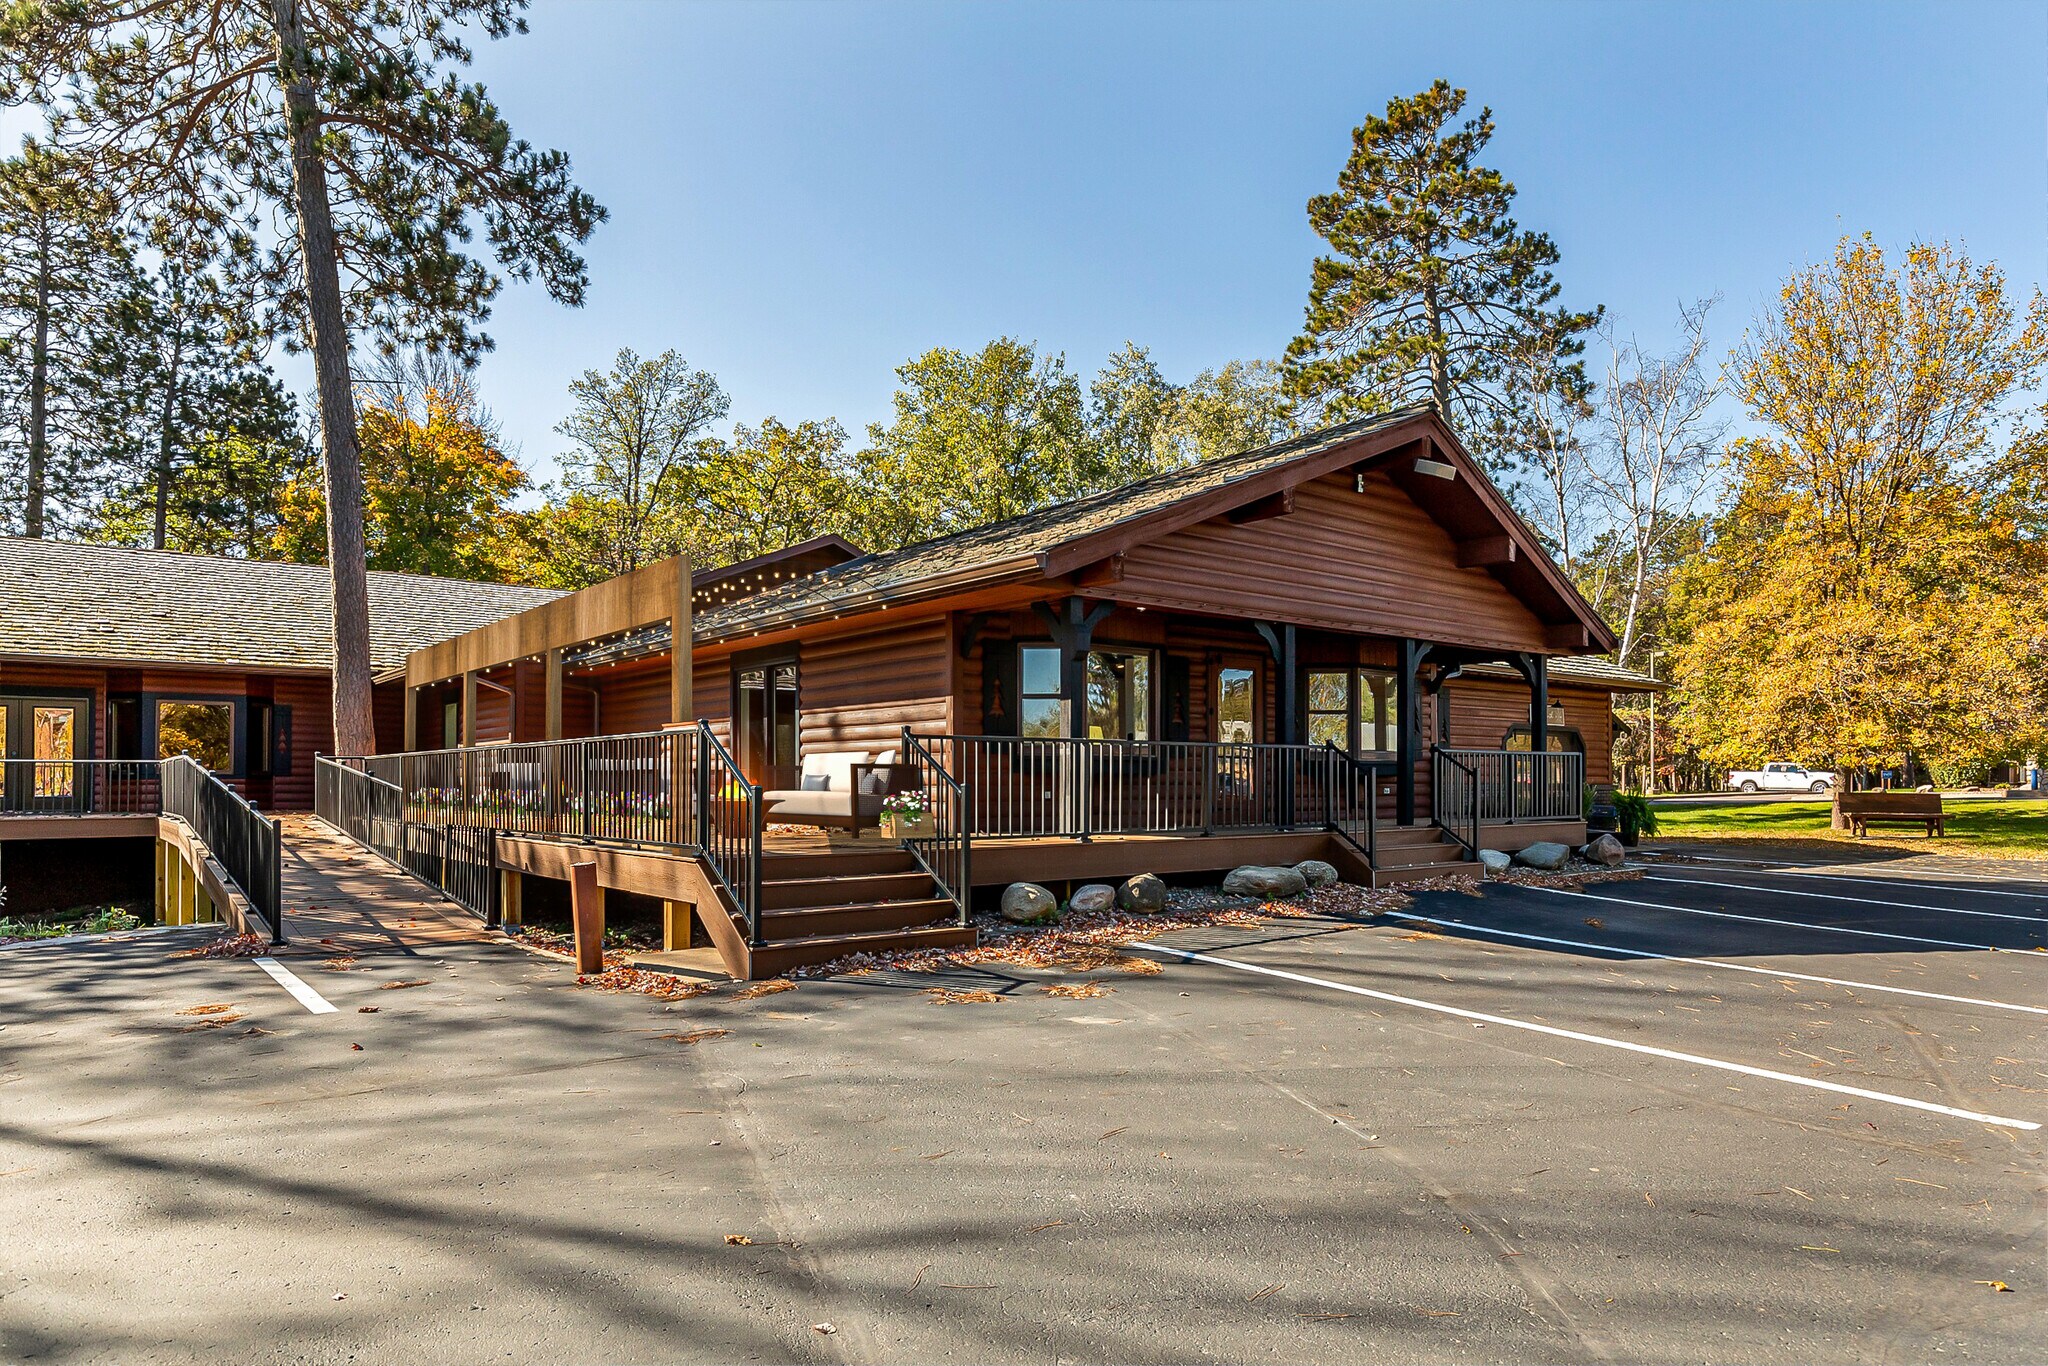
[1302,667,1398,755]
[1502,724,1585,755]
[1086,650,1151,741]
[157,700,234,771]
[1019,646,1064,738]
[443,700,459,750]
[108,696,142,760]
[1216,667,1257,743]
[1307,671,1349,748]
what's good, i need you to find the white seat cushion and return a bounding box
[762,790,855,819]
[799,750,870,793]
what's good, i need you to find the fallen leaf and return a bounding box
[1041,981,1113,999]
[177,1003,239,1016]
[812,1322,836,1334]
[357,1006,380,1014]
[1248,1283,1283,1302]
[380,979,431,991]
[723,1234,754,1246]
[659,1030,731,1045]
[1029,1220,1068,1233]
[735,980,797,1000]
[926,987,1001,1005]
[1976,1280,2013,1292]
[350,1043,363,1051]
[1584,918,1604,929]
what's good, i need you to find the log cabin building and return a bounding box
[3,407,1659,974]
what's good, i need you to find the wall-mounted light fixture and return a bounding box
[1413,457,1457,480]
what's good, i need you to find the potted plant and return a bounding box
[881,790,930,840]
[1612,791,1659,847]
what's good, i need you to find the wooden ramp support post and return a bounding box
[570,860,604,975]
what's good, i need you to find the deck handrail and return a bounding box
[693,721,761,944]
[0,757,163,815]
[160,756,284,944]
[899,728,970,924]
[1433,748,1585,824]
[1430,748,1480,858]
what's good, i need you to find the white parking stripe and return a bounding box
[1661,851,2048,888]
[1693,866,2048,903]
[253,957,338,1014]
[1377,909,2048,1016]
[1522,885,2023,955]
[1137,943,2039,1130]
[1643,874,2045,926]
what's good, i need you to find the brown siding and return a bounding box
[592,660,672,736]
[1113,471,1552,652]
[1444,677,1612,787]
[273,673,335,809]
[796,615,952,756]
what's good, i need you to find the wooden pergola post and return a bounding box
[669,556,693,726]
[460,670,479,747]
[545,648,565,740]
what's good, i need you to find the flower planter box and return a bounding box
[883,811,931,840]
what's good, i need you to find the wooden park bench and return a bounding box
[1835,791,1948,838]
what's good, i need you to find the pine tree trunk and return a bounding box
[269,0,376,756]
[26,220,50,538]
[152,339,182,551]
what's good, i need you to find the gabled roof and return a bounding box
[1464,655,1668,693]
[692,407,1619,651]
[0,536,565,674]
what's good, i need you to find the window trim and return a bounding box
[1015,640,1161,741]
[1500,723,1587,755]
[1301,666,1398,758]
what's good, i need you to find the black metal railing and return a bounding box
[1431,748,1480,858]
[1327,749,1380,865]
[899,728,970,923]
[1434,748,1585,825]
[0,758,162,815]
[695,723,762,945]
[160,756,283,943]
[315,757,403,866]
[919,735,1373,842]
[371,731,695,848]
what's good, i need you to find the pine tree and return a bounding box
[3,0,605,754]
[0,144,137,537]
[1283,81,1599,466]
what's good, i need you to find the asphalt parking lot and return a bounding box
[2,851,2043,1364]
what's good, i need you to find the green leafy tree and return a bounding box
[1161,358,1297,465]
[862,338,1091,545]
[271,366,530,582]
[0,143,136,537]
[536,348,730,581]
[3,0,605,753]
[1283,80,1599,466]
[683,417,866,568]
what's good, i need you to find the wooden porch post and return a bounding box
[570,860,604,974]
[402,685,419,752]
[1529,654,1551,753]
[670,556,693,725]
[544,648,565,740]
[460,670,478,747]
[1397,639,1427,826]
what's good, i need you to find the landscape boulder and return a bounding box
[1292,859,1340,890]
[999,882,1058,923]
[1582,833,1626,868]
[1512,841,1572,871]
[1067,883,1117,915]
[1117,874,1168,913]
[1478,848,1513,874]
[1222,864,1308,899]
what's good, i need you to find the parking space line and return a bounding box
[1378,909,2048,1016]
[1661,851,2048,887]
[1136,943,2038,1130]
[1643,874,2044,925]
[1694,866,2048,903]
[1525,885,2025,955]
[253,957,338,1014]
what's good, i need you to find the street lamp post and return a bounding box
[1646,651,1662,797]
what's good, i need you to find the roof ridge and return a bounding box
[0,532,561,597]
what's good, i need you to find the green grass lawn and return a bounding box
[1649,797,2048,860]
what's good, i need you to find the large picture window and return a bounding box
[157,700,234,771]
[1086,650,1151,741]
[1302,667,1398,756]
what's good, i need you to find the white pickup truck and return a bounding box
[1727,762,1837,794]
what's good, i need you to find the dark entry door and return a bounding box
[0,694,89,812]
[735,660,799,788]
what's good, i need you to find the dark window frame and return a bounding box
[153,695,242,774]
[1015,639,1161,741]
[1501,723,1586,755]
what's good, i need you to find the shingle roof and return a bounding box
[1465,654,1667,692]
[0,536,566,674]
[692,406,1434,641]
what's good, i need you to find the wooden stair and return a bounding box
[1371,825,1478,885]
[742,847,976,977]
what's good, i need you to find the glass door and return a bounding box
[1,694,88,812]
[735,659,799,788]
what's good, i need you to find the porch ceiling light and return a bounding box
[1413,457,1457,480]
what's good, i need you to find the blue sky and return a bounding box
[11,1,2047,481]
